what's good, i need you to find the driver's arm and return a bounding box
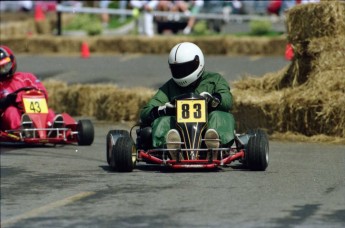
[0,93,17,110]
[213,74,233,111]
[140,89,170,125]
[26,73,49,100]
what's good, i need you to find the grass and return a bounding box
[234,31,284,37]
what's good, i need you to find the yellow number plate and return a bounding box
[177,100,206,123]
[23,97,48,114]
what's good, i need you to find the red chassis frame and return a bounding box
[0,113,79,144]
[138,148,245,169]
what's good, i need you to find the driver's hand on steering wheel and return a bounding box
[199,92,221,108]
[158,102,175,116]
[6,92,17,104]
[0,92,17,109]
[150,102,176,120]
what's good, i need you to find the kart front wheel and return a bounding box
[106,130,130,165]
[110,136,136,172]
[245,129,269,171]
[77,120,94,146]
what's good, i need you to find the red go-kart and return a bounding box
[0,87,94,146]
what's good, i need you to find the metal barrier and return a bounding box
[55,4,285,35]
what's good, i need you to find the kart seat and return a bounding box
[136,124,152,150]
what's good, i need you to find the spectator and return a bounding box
[201,0,231,33]
[119,0,128,22]
[280,0,296,13]
[301,0,320,3]
[252,0,269,15]
[99,0,111,28]
[19,1,33,12]
[172,0,204,34]
[267,0,282,16]
[230,0,245,15]
[130,0,158,37]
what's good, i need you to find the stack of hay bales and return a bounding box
[232,1,345,139]
[44,80,154,122]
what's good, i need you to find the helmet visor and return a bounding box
[0,57,12,74]
[169,55,200,79]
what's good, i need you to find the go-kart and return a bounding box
[0,87,94,146]
[106,93,269,172]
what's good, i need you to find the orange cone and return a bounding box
[285,43,294,61]
[34,4,45,22]
[81,42,90,58]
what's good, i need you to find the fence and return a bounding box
[55,4,285,35]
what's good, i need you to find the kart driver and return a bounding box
[0,45,62,133]
[140,42,235,158]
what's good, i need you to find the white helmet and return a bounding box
[168,42,205,87]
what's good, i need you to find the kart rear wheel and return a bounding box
[106,130,130,165]
[77,120,94,146]
[245,129,269,171]
[110,136,136,172]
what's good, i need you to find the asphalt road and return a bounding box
[1,122,345,228]
[1,55,345,228]
[16,54,289,89]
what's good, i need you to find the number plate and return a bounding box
[23,97,48,114]
[177,100,206,123]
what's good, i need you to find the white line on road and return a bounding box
[1,191,95,227]
[120,54,142,62]
[249,56,262,61]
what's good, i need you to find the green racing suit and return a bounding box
[140,71,235,147]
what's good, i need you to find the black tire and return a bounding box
[111,136,136,172]
[245,129,269,171]
[77,120,94,146]
[106,130,130,165]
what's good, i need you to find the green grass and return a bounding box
[234,31,284,37]
[108,17,134,29]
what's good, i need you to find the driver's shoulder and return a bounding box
[203,71,222,78]
[13,72,36,79]
[202,71,223,82]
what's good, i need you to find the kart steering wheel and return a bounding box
[12,86,40,94]
[11,86,43,109]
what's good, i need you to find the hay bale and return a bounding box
[94,87,153,121]
[278,35,345,88]
[44,81,154,122]
[58,37,86,53]
[35,21,51,35]
[271,131,345,144]
[0,35,287,56]
[279,87,345,137]
[307,36,345,72]
[232,89,282,133]
[234,66,345,138]
[232,76,345,138]
[286,1,345,43]
[232,66,288,91]
[0,20,36,38]
[224,36,287,55]
[94,37,122,53]
[26,36,59,53]
[0,37,28,52]
[193,37,228,55]
[43,80,69,112]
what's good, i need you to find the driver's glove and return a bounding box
[199,92,221,108]
[0,93,17,109]
[150,102,176,121]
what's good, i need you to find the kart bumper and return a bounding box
[138,148,245,169]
